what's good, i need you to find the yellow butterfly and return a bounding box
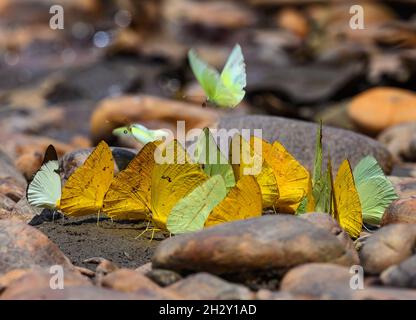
[205,175,262,227]
[58,141,114,217]
[102,142,157,221]
[256,137,310,213]
[150,139,208,229]
[230,134,279,209]
[330,159,363,238]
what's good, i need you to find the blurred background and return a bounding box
[1,0,416,178]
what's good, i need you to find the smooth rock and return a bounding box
[1,285,153,300]
[0,150,26,188]
[152,215,358,277]
[135,262,152,274]
[348,87,416,134]
[61,147,136,181]
[359,224,416,275]
[388,176,416,199]
[0,178,25,203]
[381,198,416,226]
[146,269,182,287]
[256,289,304,300]
[300,213,359,264]
[101,268,177,299]
[381,255,416,288]
[217,115,393,174]
[378,122,416,161]
[10,197,44,224]
[280,263,353,299]
[0,193,15,212]
[0,219,73,275]
[0,268,91,299]
[352,287,416,300]
[90,95,219,144]
[166,273,254,300]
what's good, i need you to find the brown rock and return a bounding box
[280,263,353,299]
[0,193,15,212]
[10,197,43,224]
[0,268,91,299]
[135,262,152,274]
[256,289,304,300]
[90,95,219,144]
[380,255,416,288]
[352,287,416,300]
[152,215,357,277]
[381,198,416,226]
[300,213,359,264]
[0,150,26,188]
[147,269,182,287]
[275,7,309,38]
[0,178,25,202]
[101,268,176,299]
[167,273,254,300]
[378,122,416,161]
[0,219,73,275]
[359,224,416,275]
[388,176,416,199]
[348,87,416,134]
[1,285,151,300]
[162,0,256,30]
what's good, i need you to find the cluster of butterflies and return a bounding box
[27,123,398,238]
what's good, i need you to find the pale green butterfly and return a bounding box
[166,175,227,234]
[188,44,246,108]
[193,128,235,191]
[113,123,169,144]
[26,145,61,209]
[353,156,398,225]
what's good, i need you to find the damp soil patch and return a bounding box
[35,216,163,270]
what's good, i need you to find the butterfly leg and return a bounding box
[135,220,151,239]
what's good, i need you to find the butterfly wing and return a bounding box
[205,175,262,227]
[188,49,220,100]
[194,128,235,191]
[59,141,114,216]
[166,175,227,234]
[353,156,398,225]
[27,145,61,209]
[231,134,279,209]
[151,140,207,229]
[262,139,310,213]
[103,142,157,221]
[333,159,363,238]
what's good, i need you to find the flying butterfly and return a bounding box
[188,44,246,108]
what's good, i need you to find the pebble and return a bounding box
[166,272,254,300]
[381,198,416,226]
[359,224,416,275]
[348,87,416,134]
[0,219,74,275]
[280,263,353,299]
[378,122,416,161]
[380,255,416,288]
[146,269,182,287]
[152,215,358,277]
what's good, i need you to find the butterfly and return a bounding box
[205,175,262,227]
[27,145,61,210]
[150,139,208,229]
[252,136,310,213]
[188,44,246,108]
[230,134,279,209]
[193,128,235,191]
[166,174,227,234]
[330,158,363,238]
[353,156,398,225]
[113,123,169,145]
[58,141,114,217]
[102,142,157,221]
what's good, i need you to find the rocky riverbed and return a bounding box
[1,0,416,300]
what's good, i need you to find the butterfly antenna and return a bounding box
[135,220,151,239]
